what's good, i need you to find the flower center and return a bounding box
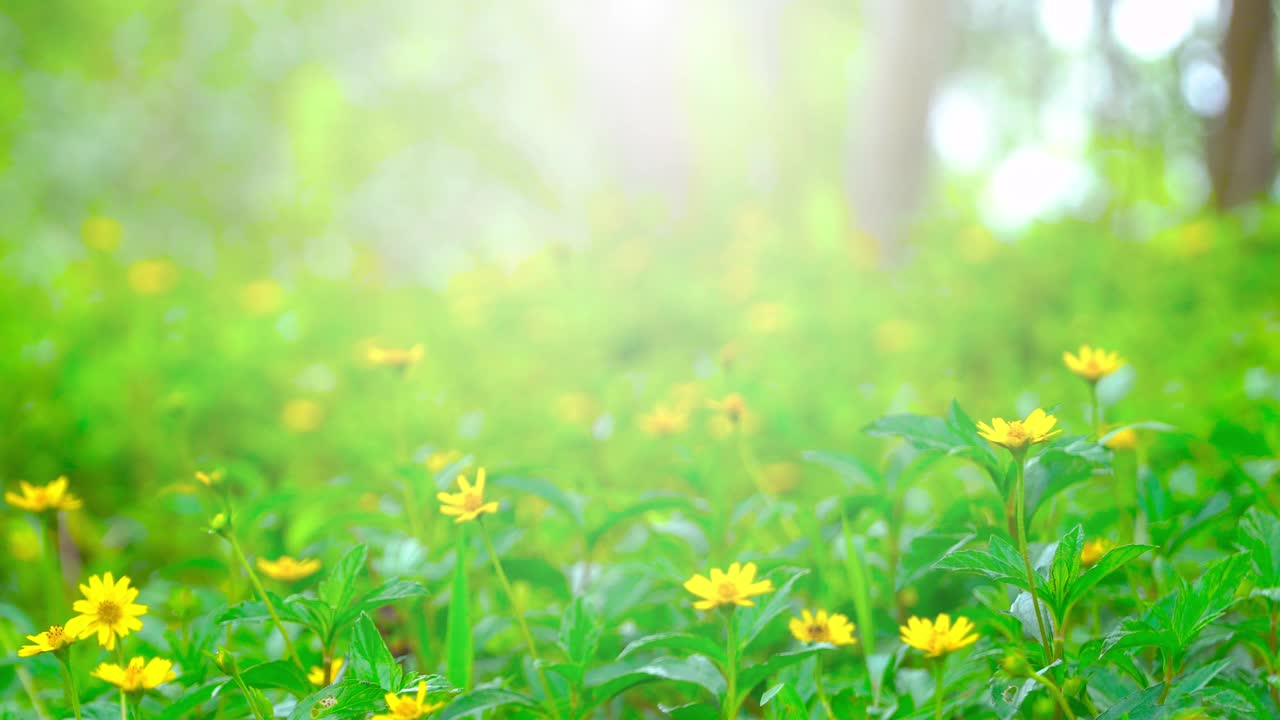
[717,582,738,600]
[391,699,422,718]
[47,625,64,644]
[462,493,483,512]
[97,600,122,625]
[807,624,827,641]
[1005,422,1029,444]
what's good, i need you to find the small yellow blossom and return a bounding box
[758,462,802,495]
[18,625,75,657]
[899,614,979,658]
[92,657,175,692]
[281,399,324,433]
[640,405,688,436]
[127,259,178,295]
[1063,345,1125,382]
[976,409,1062,451]
[1080,538,1115,567]
[708,393,749,426]
[437,468,499,524]
[367,343,425,371]
[427,450,464,473]
[683,562,774,610]
[1105,428,1138,450]
[8,524,41,561]
[371,681,445,719]
[81,216,123,252]
[239,280,284,315]
[64,573,148,650]
[789,609,857,646]
[308,658,344,686]
[5,476,83,513]
[256,556,322,582]
[195,470,222,487]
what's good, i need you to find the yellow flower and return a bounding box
[256,556,322,582]
[371,681,445,719]
[127,259,178,295]
[976,409,1062,451]
[4,476,83,512]
[683,562,774,610]
[1105,428,1138,450]
[708,393,749,425]
[789,609,857,646]
[640,405,688,436]
[239,280,284,315]
[281,399,325,433]
[1063,345,1125,382]
[64,573,148,650]
[308,658,344,686]
[427,450,464,473]
[92,657,175,692]
[1080,538,1115,567]
[81,216,123,252]
[758,462,802,496]
[899,614,979,658]
[18,625,75,657]
[367,343,425,370]
[437,468,499,524]
[8,524,41,561]
[194,470,223,487]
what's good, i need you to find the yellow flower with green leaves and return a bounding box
[371,681,445,719]
[5,476,82,513]
[64,573,148,650]
[1081,538,1115,566]
[976,409,1062,451]
[308,658,343,686]
[708,393,749,425]
[1105,427,1138,450]
[367,343,425,370]
[92,657,175,692]
[256,556,322,582]
[194,470,223,487]
[789,609,857,646]
[683,562,774,610]
[437,468,499,524]
[899,614,979,658]
[1063,345,1124,382]
[640,405,688,436]
[18,625,75,657]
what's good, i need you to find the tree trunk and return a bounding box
[1207,0,1276,209]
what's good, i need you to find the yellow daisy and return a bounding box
[1063,345,1124,382]
[194,470,223,487]
[308,658,344,686]
[437,468,499,524]
[4,476,82,512]
[976,409,1062,451]
[426,449,463,473]
[371,681,445,719]
[789,609,857,646]
[367,343,425,371]
[1080,538,1115,567]
[256,556,322,582]
[640,405,689,436]
[64,573,148,650]
[92,657,176,692]
[899,614,979,658]
[18,625,75,657]
[683,562,774,610]
[708,393,749,425]
[1104,428,1138,450]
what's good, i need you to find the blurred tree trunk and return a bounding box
[846,0,950,266]
[1206,0,1276,209]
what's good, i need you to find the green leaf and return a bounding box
[154,680,220,720]
[436,688,537,720]
[237,660,315,698]
[1066,544,1154,609]
[337,579,430,628]
[760,683,807,717]
[584,656,727,707]
[1240,507,1280,586]
[489,474,584,526]
[500,556,572,603]
[738,568,809,651]
[1095,683,1166,720]
[933,535,1030,591]
[586,494,700,549]
[1025,442,1105,520]
[558,597,601,667]
[446,532,473,691]
[287,679,388,720]
[217,592,306,625]
[801,450,881,490]
[840,513,877,655]
[319,544,369,612]
[737,647,833,702]
[667,703,721,719]
[1047,525,1084,612]
[618,632,726,664]
[349,612,402,691]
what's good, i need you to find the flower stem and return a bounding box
[118,689,128,720]
[1090,382,1102,440]
[478,522,563,720]
[1029,670,1076,720]
[226,532,302,669]
[57,656,83,720]
[722,610,741,720]
[933,661,945,720]
[1013,455,1052,661]
[813,655,835,720]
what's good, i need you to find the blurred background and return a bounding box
[0,0,1278,528]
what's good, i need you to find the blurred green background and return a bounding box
[0,0,1278,568]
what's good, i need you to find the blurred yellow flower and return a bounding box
[758,462,802,495]
[308,658,344,686]
[92,657,175,692]
[195,470,222,487]
[281,399,324,433]
[874,319,920,354]
[127,258,178,295]
[1080,538,1114,567]
[708,393,749,426]
[438,468,499,524]
[1105,427,1138,450]
[899,614,979,657]
[371,681,444,719]
[427,450,463,473]
[18,625,75,657]
[256,556,321,582]
[1063,345,1124,382]
[64,573,148,650]
[789,609,857,646]
[976,409,1061,451]
[640,405,688,436]
[8,524,40,561]
[367,343,425,370]
[4,476,82,512]
[683,562,774,610]
[81,216,123,252]
[239,280,284,315]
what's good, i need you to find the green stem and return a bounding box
[1158,650,1174,703]
[118,690,129,720]
[1090,382,1102,439]
[933,661,945,720]
[228,666,270,720]
[814,655,836,720]
[478,522,563,720]
[226,532,302,669]
[58,655,83,720]
[1029,670,1076,720]
[1013,455,1053,662]
[722,611,741,720]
